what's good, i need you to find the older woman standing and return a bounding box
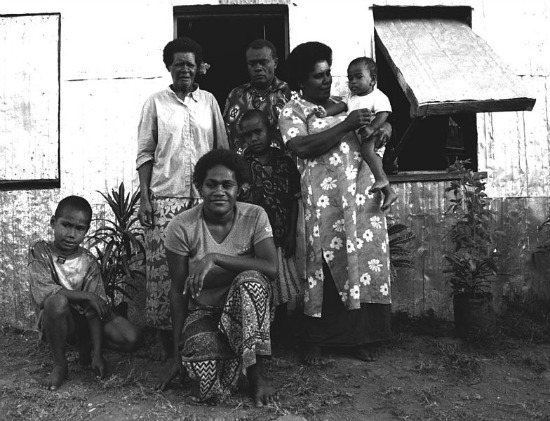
[136,37,228,359]
[157,149,277,406]
[279,42,393,363]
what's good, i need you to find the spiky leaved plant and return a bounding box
[87,182,145,308]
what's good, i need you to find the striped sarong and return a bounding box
[181,270,272,402]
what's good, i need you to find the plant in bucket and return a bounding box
[444,160,499,339]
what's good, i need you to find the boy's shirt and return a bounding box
[28,240,107,314]
[239,147,301,247]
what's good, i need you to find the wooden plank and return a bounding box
[389,171,487,183]
[0,179,60,191]
[375,28,420,118]
[416,98,535,116]
[375,19,536,116]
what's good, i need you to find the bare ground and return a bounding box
[1,310,550,421]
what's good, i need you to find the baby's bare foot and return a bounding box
[381,187,398,211]
[40,363,68,391]
[369,179,390,194]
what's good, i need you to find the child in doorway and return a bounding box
[238,110,303,311]
[316,56,397,211]
[28,195,140,390]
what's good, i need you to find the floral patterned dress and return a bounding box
[279,97,391,318]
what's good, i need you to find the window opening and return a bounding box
[174,5,289,109]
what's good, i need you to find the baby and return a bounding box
[316,57,397,211]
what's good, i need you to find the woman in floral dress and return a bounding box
[279,42,394,363]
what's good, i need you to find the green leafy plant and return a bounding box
[388,222,415,282]
[87,182,145,307]
[443,160,498,297]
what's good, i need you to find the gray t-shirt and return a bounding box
[164,202,273,307]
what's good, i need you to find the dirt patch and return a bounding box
[1,314,550,421]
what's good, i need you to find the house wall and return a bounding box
[1,0,549,328]
[382,0,550,317]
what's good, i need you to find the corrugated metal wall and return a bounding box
[388,186,550,318]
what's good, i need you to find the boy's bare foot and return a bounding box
[40,363,68,391]
[303,343,329,366]
[381,187,398,211]
[247,358,275,407]
[91,354,108,379]
[368,179,390,194]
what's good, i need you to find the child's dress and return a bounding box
[239,147,303,307]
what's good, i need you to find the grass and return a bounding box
[433,341,482,381]
[2,383,91,421]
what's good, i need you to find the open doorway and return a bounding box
[174,5,289,109]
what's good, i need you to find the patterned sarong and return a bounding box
[144,195,200,329]
[180,270,272,402]
[272,247,303,308]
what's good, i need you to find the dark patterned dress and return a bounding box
[239,148,303,306]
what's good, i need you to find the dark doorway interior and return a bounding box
[175,5,289,109]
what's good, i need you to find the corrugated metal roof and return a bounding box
[375,19,536,117]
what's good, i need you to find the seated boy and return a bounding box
[28,195,140,390]
[314,56,397,211]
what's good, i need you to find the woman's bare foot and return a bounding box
[247,357,275,407]
[354,344,379,362]
[303,343,329,366]
[149,329,172,361]
[40,363,68,390]
[380,186,398,211]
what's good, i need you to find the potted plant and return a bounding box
[87,182,145,317]
[444,160,498,338]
